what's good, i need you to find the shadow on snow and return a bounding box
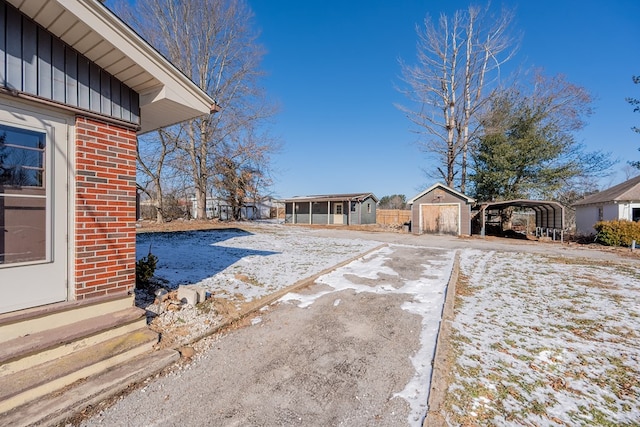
[136,228,281,288]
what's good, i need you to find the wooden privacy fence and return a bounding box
[377,209,411,226]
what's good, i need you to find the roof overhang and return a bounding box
[7,0,218,133]
[282,193,379,203]
[408,183,475,205]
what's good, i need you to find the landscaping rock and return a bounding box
[178,286,198,305]
[178,346,195,359]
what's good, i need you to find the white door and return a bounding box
[334,203,343,224]
[0,101,70,314]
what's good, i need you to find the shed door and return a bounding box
[0,102,69,314]
[421,204,459,235]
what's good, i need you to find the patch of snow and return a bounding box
[279,244,455,426]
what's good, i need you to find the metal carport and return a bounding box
[478,199,565,241]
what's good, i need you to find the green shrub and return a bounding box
[136,250,158,289]
[594,219,640,247]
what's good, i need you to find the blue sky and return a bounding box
[247,0,640,199]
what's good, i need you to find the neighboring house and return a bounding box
[573,175,640,235]
[408,183,475,235]
[191,196,280,220]
[282,193,378,225]
[0,0,215,419]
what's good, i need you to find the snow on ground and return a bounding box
[135,225,382,346]
[280,244,455,426]
[137,225,457,425]
[447,249,640,426]
[135,224,639,425]
[137,225,380,301]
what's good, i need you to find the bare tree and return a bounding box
[116,0,278,219]
[397,4,516,192]
[136,129,178,223]
[213,128,277,219]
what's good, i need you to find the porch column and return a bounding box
[309,202,312,224]
[293,202,296,224]
[328,201,331,224]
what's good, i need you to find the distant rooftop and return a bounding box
[281,193,378,203]
[573,175,640,206]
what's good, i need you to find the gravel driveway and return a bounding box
[81,243,455,426]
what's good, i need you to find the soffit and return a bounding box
[6,0,216,133]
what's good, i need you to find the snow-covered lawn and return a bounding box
[137,224,381,301]
[135,224,382,346]
[446,250,640,426]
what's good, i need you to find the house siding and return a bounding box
[75,117,137,299]
[350,197,376,225]
[614,202,640,221]
[0,2,139,124]
[601,203,619,223]
[575,205,601,235]
[575,202,640,235]
[411,188,471,235]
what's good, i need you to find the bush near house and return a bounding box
[136,251,158,290]
[594,219,640,247]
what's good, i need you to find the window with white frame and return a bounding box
[0,124,47,265]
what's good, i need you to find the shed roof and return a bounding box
[573,175,640,206]
[7,0,217,133]
[408,183,475,205]
[282,193,379,203]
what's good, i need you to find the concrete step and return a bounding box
[0,294,135,343]
[0,307,147,374]
[0,328,159,414]
[0,348,180,427]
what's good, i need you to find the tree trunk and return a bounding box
[154,176,165,223]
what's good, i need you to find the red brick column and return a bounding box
[75,117,137,300]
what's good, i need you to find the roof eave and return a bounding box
[11,0,218,133]
[408,183,475,204]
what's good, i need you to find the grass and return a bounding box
[443,251,640,426]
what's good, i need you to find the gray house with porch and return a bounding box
[283,193,378,225]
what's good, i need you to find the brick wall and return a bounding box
[75,117,137,299]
